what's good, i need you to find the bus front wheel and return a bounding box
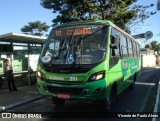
[52,97,65,107]
[101,86,117,111]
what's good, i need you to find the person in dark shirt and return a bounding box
[4,59,17,91]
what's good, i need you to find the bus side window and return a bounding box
[110,29,121,68]
[110,35,120,57]
[127,38,133,57]
[132,41,136,57]
[136,43,140,57]
[120,35,128,58]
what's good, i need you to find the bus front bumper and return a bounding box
[37,78,107,102]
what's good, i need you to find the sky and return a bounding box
[0,0,159,47]
[0,0,56,34]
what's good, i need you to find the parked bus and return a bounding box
[37,20,141,110]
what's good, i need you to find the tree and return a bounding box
[21,21,50,36]
[40,0,156,33]
[145,41,160,52]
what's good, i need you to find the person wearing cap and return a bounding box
[4,58,17,91]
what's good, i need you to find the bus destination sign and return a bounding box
[54,26,102,37]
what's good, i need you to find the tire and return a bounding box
[0,76,3,90]
[110,86,117,104]
[52,97,65,107]
[129,74,136,89]
[101,86,117,111]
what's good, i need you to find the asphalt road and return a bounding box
[4,68,160,121]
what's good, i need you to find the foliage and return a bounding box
[21,21,50,36]
[145,41,160,52]
[40,0,156,33]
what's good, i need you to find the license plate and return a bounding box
[58,93,70,99]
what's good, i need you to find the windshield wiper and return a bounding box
[51,38,68,60]
[55,38,67,59]
[65,25,77,64]
[69,25,77,46]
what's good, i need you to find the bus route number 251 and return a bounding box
[69,76,78,81]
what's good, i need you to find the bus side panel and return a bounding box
[122,58,135,88]
[108,60,124,96]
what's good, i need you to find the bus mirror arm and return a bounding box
[110,35,120,49]
[110,44,118,49]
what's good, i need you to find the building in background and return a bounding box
[140,48,157,67]
[0,32,46,75]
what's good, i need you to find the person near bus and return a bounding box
[4,58,17,91]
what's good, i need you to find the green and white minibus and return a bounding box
[37,20,141,110]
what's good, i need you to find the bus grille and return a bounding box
[47,86,83,95]
[46,80,85,85]
[42,64,91,74]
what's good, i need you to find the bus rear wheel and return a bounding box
[129,74,136,89]
[52,97,65,107]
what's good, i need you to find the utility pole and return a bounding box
[145,31,153,55]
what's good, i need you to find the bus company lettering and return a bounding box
[49,76,64,81]
[131,65,137,70]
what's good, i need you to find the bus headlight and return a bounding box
[88,71,105,82]
[36,70,46,80]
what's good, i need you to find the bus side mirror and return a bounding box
[110,35,120,49]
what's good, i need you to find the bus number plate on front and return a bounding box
[58,93,70,99]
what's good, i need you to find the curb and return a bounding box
[0,95,46,112]
[152,81,160,121]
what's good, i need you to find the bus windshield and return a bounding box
[41,25,108,65]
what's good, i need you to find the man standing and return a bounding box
[4,58,17,91]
